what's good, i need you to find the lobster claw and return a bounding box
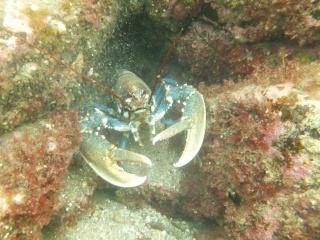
[153,90,206,167]
[80,133,152,187]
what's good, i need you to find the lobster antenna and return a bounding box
[148,28,184,104]
[0,25,132,109]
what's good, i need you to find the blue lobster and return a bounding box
[80,70,206,187]
[0,26,206,188]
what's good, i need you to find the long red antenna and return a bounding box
[0,25,131,109]
[148,28,184,104]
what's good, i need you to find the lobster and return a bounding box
[0,26,206,187]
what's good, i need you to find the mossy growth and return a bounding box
[21,7,73,56]
[60,0,77,13]
[21,8,50,32]
[271,91,307,122]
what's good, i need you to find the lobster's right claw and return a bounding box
[80,133,152,187]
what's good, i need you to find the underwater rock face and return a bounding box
[0,0,123,134]
[211,0,320,45]
[0,110,81,239]
[180,61,320,239]
[176,0,320,83]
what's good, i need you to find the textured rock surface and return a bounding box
[176,0,320,83]
[0,110,81,239]
[181,61,320,239]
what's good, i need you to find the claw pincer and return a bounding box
[80,133,152,188]
[79,70,206,187]
[152,79,206,167]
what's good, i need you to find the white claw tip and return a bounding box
[173,160,189,168]
[152,136,159,145]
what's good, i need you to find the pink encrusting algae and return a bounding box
[0,110,81,239]
[179,60,320,239]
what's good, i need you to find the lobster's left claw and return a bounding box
[175,91,206,167]
[80,133,152,187]
[153,90,206,167]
